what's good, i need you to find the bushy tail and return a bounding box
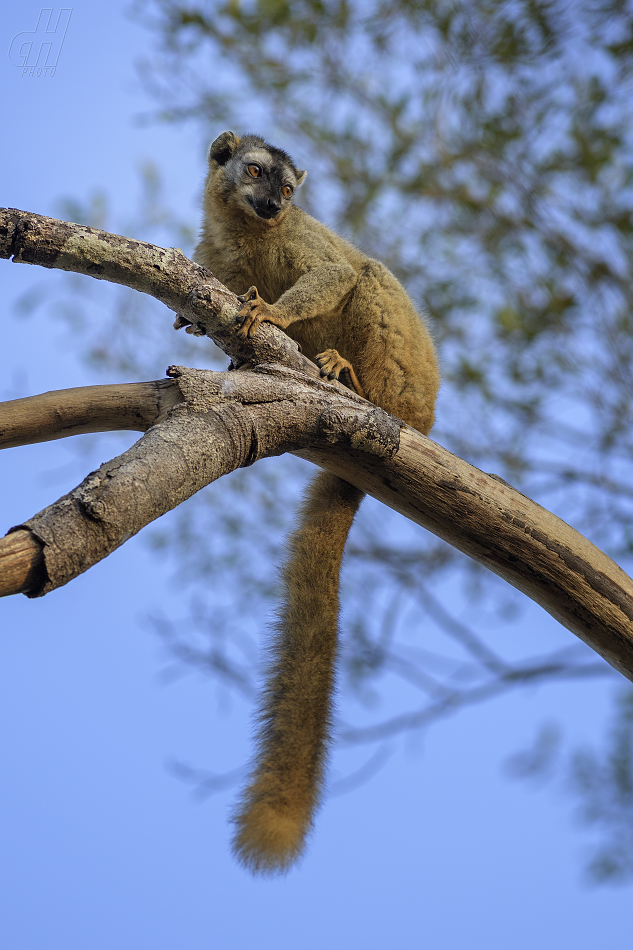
[231,471,364,874]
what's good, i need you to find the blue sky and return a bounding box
[1,4,632,949]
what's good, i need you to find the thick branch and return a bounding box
[0,380,183,448]
[0,365,397,598]
[2,208,632,683]
[1,363,632,682]
[299,438,633,681]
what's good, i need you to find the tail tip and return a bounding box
[231,802,309,875]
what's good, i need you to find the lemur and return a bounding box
[194,131,440,873]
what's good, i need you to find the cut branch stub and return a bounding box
[0,529,45,597]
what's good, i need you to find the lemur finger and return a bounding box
[236,316,263,338]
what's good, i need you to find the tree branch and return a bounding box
[2,208,633,684]
[0,364,399,599]
[0,380,183,448]
[339,658,615,745]
[0,207,319,377]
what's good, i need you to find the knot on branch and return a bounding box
[316,405,400,459]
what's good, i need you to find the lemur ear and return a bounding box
[295,169,307,187]
[208,131,241,166]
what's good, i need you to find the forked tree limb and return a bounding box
[0,364,397,598]
[1,208,633,682]
[1,365,632,681]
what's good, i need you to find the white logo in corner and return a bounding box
[9,8,72,77]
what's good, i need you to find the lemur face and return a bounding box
[236,147,298,220]
[207,131,306,224]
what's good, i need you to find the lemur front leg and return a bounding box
[237,264,357,340]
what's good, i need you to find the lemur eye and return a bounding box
[282,185,293,199]
[247,164,261,178]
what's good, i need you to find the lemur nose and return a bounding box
[267,197,281,215]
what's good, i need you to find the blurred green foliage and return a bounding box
[39,0,633,881]
[132,0,633,558]
[570,688,633,883]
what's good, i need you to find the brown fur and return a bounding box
[194,132,440,873]
[232,473,363,872]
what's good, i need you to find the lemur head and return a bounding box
[205,131,307,225]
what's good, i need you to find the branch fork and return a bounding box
[1,208,633,683]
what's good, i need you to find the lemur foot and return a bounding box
[315,348,366,398]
